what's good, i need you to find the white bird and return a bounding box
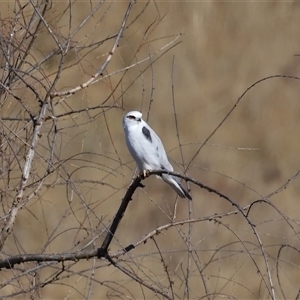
[123,111,192,200]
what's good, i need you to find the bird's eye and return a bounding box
[127,115,136,120]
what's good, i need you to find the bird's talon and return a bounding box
[140,169,149,179]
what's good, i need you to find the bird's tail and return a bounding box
[161,174,192,200]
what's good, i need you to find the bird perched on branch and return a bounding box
[123,110,192,200]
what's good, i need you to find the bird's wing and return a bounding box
[141,122,192,200]
[142,123,174,171]
[161,174,192,200]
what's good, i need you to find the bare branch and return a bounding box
[49,0,135,99]
[0,102,48,250]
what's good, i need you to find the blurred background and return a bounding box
[1,1,300,299]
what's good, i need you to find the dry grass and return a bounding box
[0,1,300,299]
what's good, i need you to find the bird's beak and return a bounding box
[137,118,141,122]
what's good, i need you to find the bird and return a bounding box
[123,110,192,200]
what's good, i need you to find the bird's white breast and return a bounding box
[125,122,161,172]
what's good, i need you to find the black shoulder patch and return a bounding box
[142,126,152,143]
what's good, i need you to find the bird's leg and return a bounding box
[143,169,147,178]
[140,169,150,179]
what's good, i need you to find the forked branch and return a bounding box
[0,102,48,251]
[49,0,135,100]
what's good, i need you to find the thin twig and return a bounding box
[186,74,300,171]
[50,0,135,99]
[0,102,48,250]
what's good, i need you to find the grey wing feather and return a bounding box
[144,124,192,200]
[146,125,173,171]
[170,175,192,200]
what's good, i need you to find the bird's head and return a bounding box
[123,111,143,129]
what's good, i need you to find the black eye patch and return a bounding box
[127,115,136,120]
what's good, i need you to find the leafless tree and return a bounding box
[0,1,299,299]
